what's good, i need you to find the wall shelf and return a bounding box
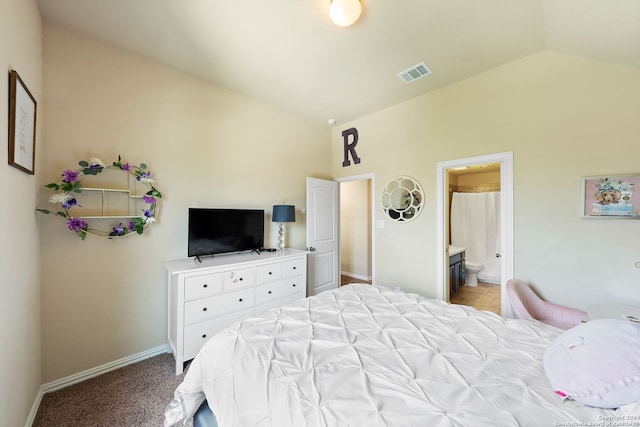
[36,156,161,239]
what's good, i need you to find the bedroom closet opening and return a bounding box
[338,177,373,287]
[447,163,501,314]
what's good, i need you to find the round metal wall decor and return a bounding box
[380,176,424,222]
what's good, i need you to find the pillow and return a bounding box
[543,318,640,409]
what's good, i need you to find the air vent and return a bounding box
[397,62,432,84]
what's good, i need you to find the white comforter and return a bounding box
[165,284,638,426]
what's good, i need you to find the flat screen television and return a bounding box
[188,208,265,258]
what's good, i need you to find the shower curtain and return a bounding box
[450,192,501,285]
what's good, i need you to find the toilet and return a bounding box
[464,261,484,287]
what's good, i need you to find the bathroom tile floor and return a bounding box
[450,282,501,315]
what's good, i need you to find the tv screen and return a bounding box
[188,208,265,258]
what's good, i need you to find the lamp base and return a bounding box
[277,223,285,251]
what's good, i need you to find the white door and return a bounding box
[306,177,340,296]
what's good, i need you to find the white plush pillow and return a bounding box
[543,318,640,408]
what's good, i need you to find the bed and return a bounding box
[164,284,639,426]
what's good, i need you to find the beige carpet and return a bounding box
[33,352,186,427]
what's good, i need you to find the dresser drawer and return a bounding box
[223,267,255,291]
[184,288,255,325]
[255,276,304,306]
[282,257,305,277]
[184,273,223,300]
[255,290,305,315]
[256,263,282,284]
[183,307,254,360]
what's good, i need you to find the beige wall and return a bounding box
[0,0,43,424]
[39,24,331,383]
[339,179,371,280]
[332,50,640,310]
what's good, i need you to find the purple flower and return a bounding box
[135,170,154,184]
[128,221,135,231]
[62,198,77,209]
[136,171,152,182]
[112,223,125,235]
[121,163,131,172]
[62,169,79,183]
[142,209,153,218]
[66,217,87,232]
[143,195,156,205]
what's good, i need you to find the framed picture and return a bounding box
[581,174,640,218]
[8,70,37,175]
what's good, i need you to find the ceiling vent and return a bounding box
[397,62,432,84]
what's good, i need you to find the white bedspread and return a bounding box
[165,284,639,426]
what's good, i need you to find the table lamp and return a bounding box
[272,204,295,251]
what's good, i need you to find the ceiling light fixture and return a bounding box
[329,0,362,27]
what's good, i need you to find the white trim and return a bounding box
[336,173,376,285]
[26,344,170,426]
[41,344,170,393]
[335,173,374,183]
[24,390,43,427]
[436,152,514,317]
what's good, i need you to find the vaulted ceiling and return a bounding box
[36,0,640,124]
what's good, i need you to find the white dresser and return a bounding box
[165,248,308,374]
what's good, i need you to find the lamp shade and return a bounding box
[272,205,295,223]
[329,0,362,27]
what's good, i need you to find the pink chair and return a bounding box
[506,278,588,329]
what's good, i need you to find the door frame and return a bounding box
[336,173,376,285]
[435,152,513,317]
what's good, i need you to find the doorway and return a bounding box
[337,174,375,287]
[448,163,501,314]
[436,152,513,317]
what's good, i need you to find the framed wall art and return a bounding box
[581,174,640,218]
[8,70,37,175]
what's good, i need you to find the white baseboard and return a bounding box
[25,344,170,427]
[25,388,43,427]
[340,271,372,282]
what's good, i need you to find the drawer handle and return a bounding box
[239,277,243,281]
[268,271,272,275]
[203,284,208,288]
[268,290,272,294]
[292,284,296,287]
[202,307,208,312]
[293,266,296,270]
[239,298,243,302]
[202,334,207,339]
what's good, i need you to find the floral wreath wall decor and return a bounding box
[36,156,162,239]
